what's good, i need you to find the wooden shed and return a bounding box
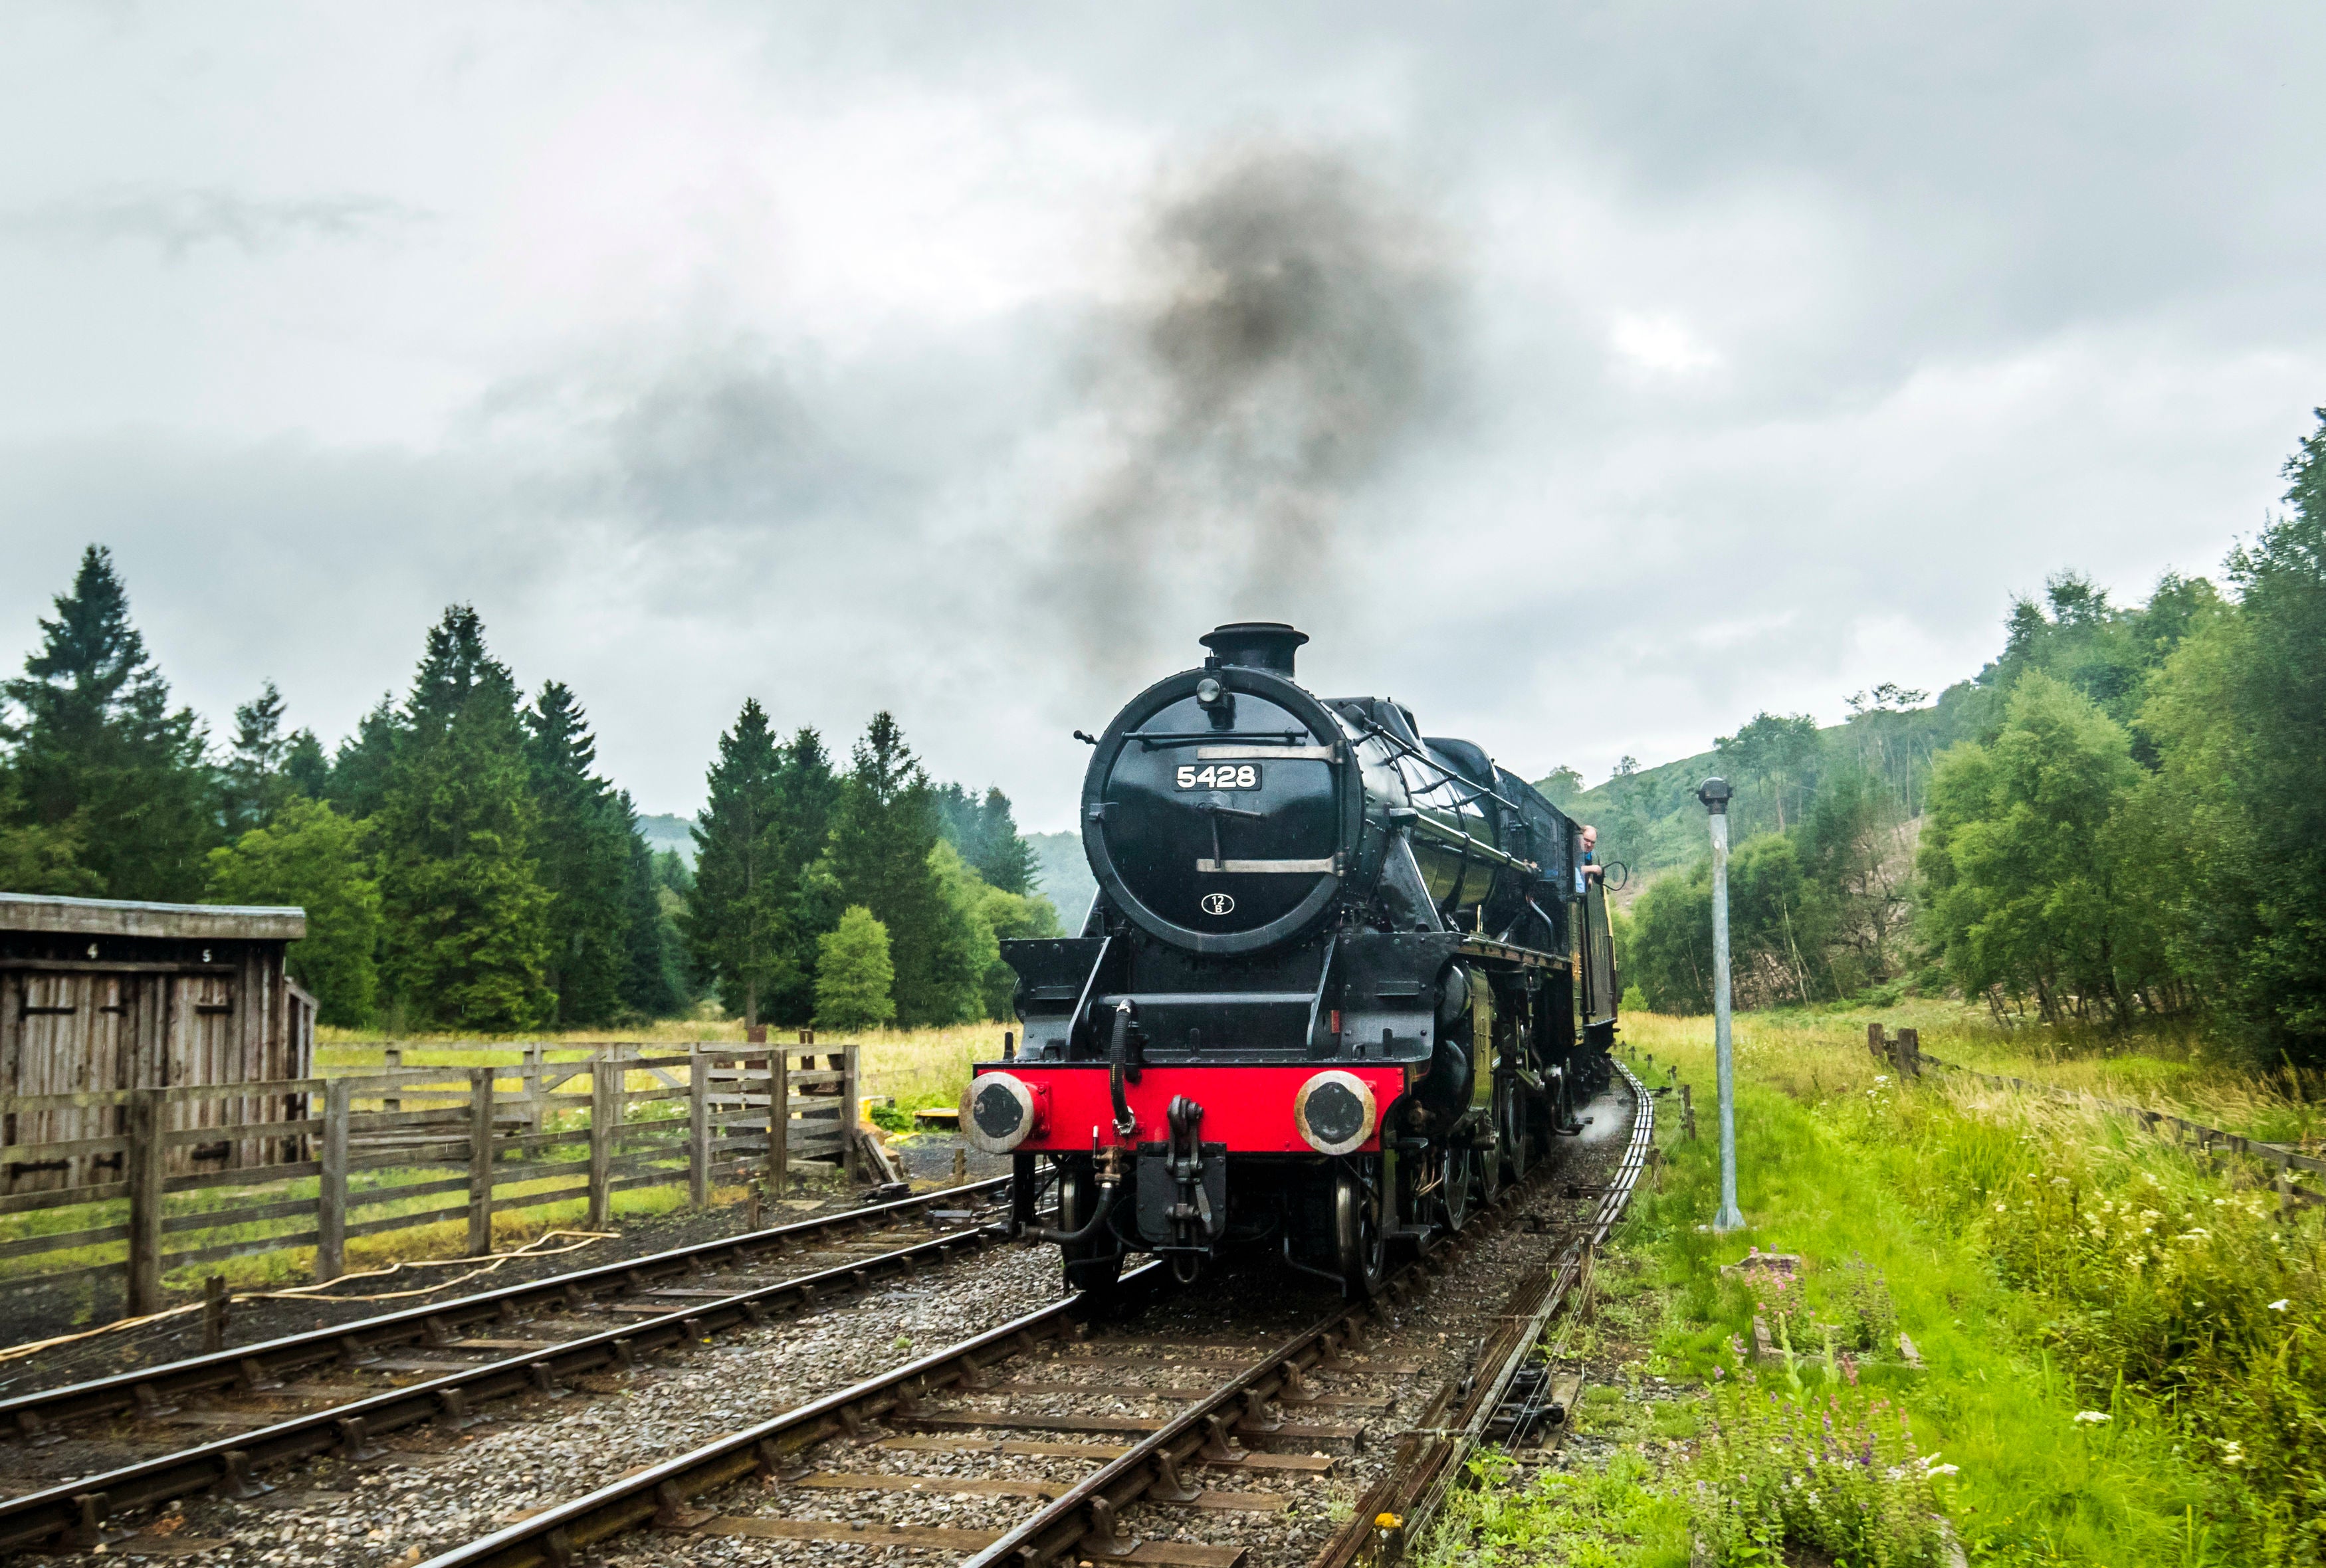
[1,892,314,1194]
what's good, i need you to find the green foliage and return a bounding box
[205,797,381,1026]
[1717,712,1822,832]
[934,781,1040,895]
[617,794,687,1019]
[373,607,554,1032]
[524,681,632,1027]
[327,695,401,819]
[976,879,1063,1019]
[823,712,984,1028]
[686,699,787,1026]
[0,545,215,900]
[1918,672,2162,1026]
[814,904,897,1032]
[0,765,99,894]
[1424,1447,1668,1567]
[221,679,312,834]
[1686,1385,1951,1566]
[1536,763,1586,809]
[2121,415,2326,1062]
[1622,862,1714,1015]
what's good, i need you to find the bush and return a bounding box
[1687,1383,1951,1566]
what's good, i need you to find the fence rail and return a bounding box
[1867,1023,2324,1211]
[0,1041,862,1319]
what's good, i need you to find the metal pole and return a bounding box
[1699,777,1744,1232]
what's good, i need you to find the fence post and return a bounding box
[202,1275,229,1354]
[126,1086,166,1318]
[1867,1023,1887,1065]
[841,1042,862,1183]
[1897,1027,1921,1079]
[383,1045,403,1115]
[524,1042,546,1135]
[467,1068,494,1257]
[317,1078,351,1282]
[688,1048,710,1211]
[777,1042,795,1191]
[589,1050,617,1228]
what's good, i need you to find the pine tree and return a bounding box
[374,607,554,1030]
[934,783,1039,894]
[814,906,896,1032]
[616,793,685,1019]
[823,713,982,1027]
[0,545,215,900]
[282,728,331,801]
[207,797,381,1025]
[764,728,841,1023]
[329,696,403,819]
[222,680,297,835]
[685,699,793,1027]
[524,682,632,1027]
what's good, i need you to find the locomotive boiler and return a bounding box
[964,623,1618,1296]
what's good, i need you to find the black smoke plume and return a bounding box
[1057,140,1457,671]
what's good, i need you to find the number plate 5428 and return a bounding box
[1175,763,1261,790]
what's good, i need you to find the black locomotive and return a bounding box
[964,623,1618,1296]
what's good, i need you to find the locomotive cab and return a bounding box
[969,623,1618,1297]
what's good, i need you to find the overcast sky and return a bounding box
[3,5,2321,831]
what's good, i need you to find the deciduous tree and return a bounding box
[207,797,381,1026]
[813,905,896,1032]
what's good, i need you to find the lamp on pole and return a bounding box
[1697,776,1745,1232]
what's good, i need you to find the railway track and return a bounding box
[400,1067,1653,1568]
[0,1178,1030,1553]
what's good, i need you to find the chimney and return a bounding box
[1199,622,1308,677]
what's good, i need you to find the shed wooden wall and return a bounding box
[1,941,313,1193]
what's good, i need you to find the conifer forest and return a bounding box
[0,548,1059,1033]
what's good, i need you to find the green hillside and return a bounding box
[1538,676,1996,885]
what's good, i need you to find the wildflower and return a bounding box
[2268,1299,2289,1312]
[2073,1411,2111,1425]
[2051,1177,2070,1187]
[2221,1441,2244,1466]
[1928,1462,1960,1477]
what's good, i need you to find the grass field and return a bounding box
[1435,1005,2325,1567]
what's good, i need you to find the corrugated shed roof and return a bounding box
[0,892,306,941]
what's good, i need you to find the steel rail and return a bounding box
[1,1175,1011,1439]
[404,1169,1544,1568]
[415,1264,1166,1568]
[0,1204,1024,1553]
[380,1094,1615,1568]
[952,1227,1482,1568]
[1313,1061,1655,1568]
[980,1119,1611,1568]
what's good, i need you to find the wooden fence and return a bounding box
[1870,1024,2325,1211]
[0,1042,859,1318]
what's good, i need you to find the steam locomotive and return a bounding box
[964,623,1618,1297]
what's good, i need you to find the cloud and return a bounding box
[1,4,2323,829]
[0,187,423,259]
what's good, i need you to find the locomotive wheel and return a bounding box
[1498,1080,1534,1183]
[1438,1141,1474,1232]
[1056,1161,1122,1297]
[1475,1116,1505,1205]
[1334,1158,1386,1298]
